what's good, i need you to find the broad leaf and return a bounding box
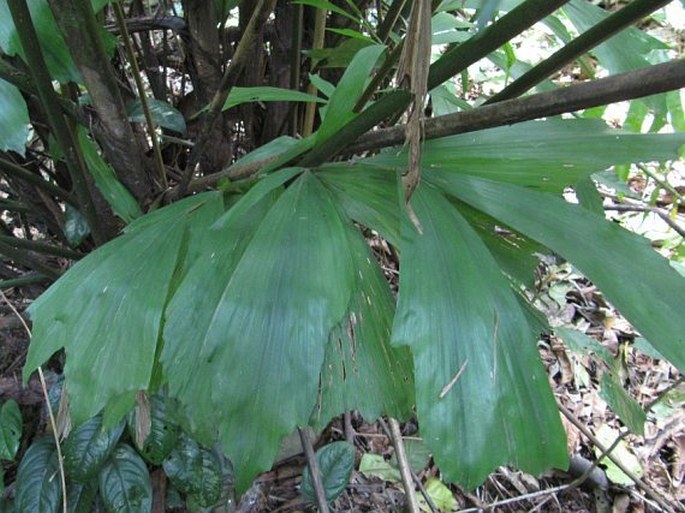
[24,192,225,424]
[367,119,685,193]
[127,394,179,465]
[0,400,21,460]
[162,432,222,507]
[600,373,646,436]
[556,326,613,364]
[63,415,125,482]
[301,441,356,503]
[432,174,685,372]
[66,479,98,513]
[163,172,357,491]
[312,221,414,428]
[391,183,568,488]
[98,444,152,513]
[0,78,29,155]
[15,437,61,513]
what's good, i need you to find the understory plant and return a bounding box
[1,0,684,510]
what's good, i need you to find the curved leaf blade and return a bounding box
[98,444,152,513]
[164,172,356,491]
[301,441,356,503]
[24,193,224,424]
[0,400,21,460]
[432,174,685,372]
[0,78,29,155]
[15,438,61,513]
[391,184,568,488]
[63,415,125,482]
[127,394,179,465]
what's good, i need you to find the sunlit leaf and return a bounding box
[392,183,568,488]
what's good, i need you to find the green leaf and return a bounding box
[15,437,61,513]
[98,444,152,513]
[432,174,685,373]
[311,222,414,428]
[419,477,458,513]
[0,400,21,460]
[162,432,221,507]
[66,479,98,513]
[222,86,325,111]
[126,98,186,134]
[63,415,125,482]
[0,0,80,83]
[127,394,179,465]
[77,127,143,223]
[555,326,613,365]
[63,204,90,246]
[292,0,360,24]
[24,192,225,425]
[163,172,357,491]
[0,78,29,155]
[316,44,385,143]
[594,424,642,486]
[358,453,400,483]
[301,441,356,503]
[599,373,646,436]
[391,183,568,488]
[368,119,685,193]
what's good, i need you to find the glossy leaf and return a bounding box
[63,415,125,482]
[127,98,186,134]
[163,172,357,491]
[391,184,568,488]
[77,127,143,223]
[432,174,685,373]
[127,394,179,465]
[600,373,646,436]
[24,192,225,425]
[301,441,356,503]
[0,78,29,155]
[367,119,685,193]
[98,444,152,513]
[162,433,222,507]
[15,437,61,513]
[0,400,21,460]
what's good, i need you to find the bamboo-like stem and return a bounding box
[7,0,107,245]
[112,0,168,189]
[0,235,84,260]
[0,240,62,279]
[0,273,50,288]
[0,156,77,205]
[289,3,304,136]
[486,0,673,103]
[177,0,278,197]
[302,6,328,137]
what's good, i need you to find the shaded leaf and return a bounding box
[63,414,125,482]
[127,98,186,134]
[66,479,98,513]
[77,127,143,223]
[301,441,355,503]
[163,172,356,491]
[222,86,325,111]
[24,193,225,425]
[99,444,152,513]
[64,204,90,247]
[162,433,221,507]
[127,394,179,465]
[292,0,359,24]
[432,174,685,372]
[0,400,21,460]
[15,437,61,513]
[556,326,613,365]
[391,183,567,488]
[600,373,646,436]
[0,78,29,155]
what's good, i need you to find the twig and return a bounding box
[558,402,678,513]
[456,483,572,512]
[298,427,330,513]
[0,289,67,513]
[387,418,421,513]
[604,203,685,238]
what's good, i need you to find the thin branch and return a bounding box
[486,0,673,103]
[0,234,84,260]
[0,157,77,206]
[0,289,68,513]
[177,0,278,197]
[385,418,420,513]
[298,427,330,513]
[0,240,62,280]
[604,204,685,238]
[348,59,685,154]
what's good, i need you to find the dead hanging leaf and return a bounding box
[397,0,431,233]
